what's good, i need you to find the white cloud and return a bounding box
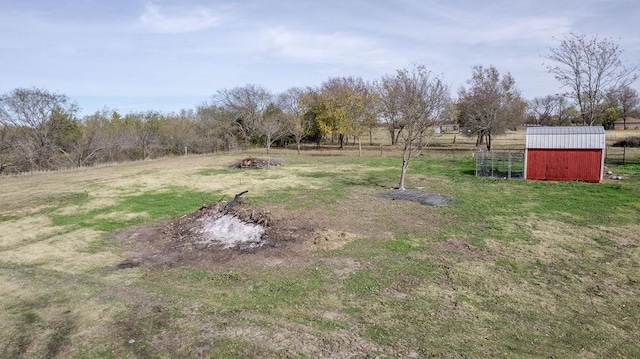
[468,17,573,44]
[258,26,405,69]
[139,2,219,34]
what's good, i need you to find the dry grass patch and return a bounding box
[53,197,119,216]
[93,211,150,222]
[0,215,58,248]
[2,228,121,274]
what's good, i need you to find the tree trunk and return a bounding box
[398,157,409,190]
[358,136,362,157]
[486,133,492,151]
[266,134,271,154]
[296,140,301,155]
[393,127,404,146]
[369,129,373,145]
[339,134,344,149]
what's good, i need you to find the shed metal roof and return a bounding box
[525,126,605,149]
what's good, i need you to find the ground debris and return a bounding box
[230,157,283,169]
[379,189,452,207]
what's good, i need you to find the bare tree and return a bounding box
[52,112,105,167]
[353,81,380,147]
[278,87,309,155]
[378,75,405,145]
[258,104,290,154]
[380,65,451,190]
[528,94,576,126]
[196,103,240,152]
[0,87,78,171]
[528,95,556,125]
[215,84,273,144]
[159,109,200,155]
[457,65,526,151]
[545,33,639,125]
[607,85,640,129]
[126,112,163,160]
[0,123,17,173]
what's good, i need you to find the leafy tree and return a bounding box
[545,33,639,125]
[300,89,330,147]
[313,77,370,148]
[457,65,526,151]
[601,106,619,129]
[381,65,451,190]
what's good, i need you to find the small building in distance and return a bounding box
[613,117,640,130]
[525,126,605,183]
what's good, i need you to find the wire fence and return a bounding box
[475,151,525,179]
[605,146,640,165]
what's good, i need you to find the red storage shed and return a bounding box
[525,126,605,183]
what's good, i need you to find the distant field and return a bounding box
[1,133,640,358]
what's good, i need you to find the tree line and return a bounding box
[1,33,638,176]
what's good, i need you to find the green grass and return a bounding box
[51,186,219,231]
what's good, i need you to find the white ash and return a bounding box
[194,214,266,249]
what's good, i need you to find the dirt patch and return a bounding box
[320,257,361,277]
[313,229,359,250]
[199,315,392,358]
[114,186,447,271]
[379,189,452,206]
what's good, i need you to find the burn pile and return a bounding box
[164,191,272,250]
[230,157,283,169]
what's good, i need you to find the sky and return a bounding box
[2,0,640,116]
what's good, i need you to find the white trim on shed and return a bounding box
[525,126,605,149]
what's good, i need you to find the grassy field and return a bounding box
[1,132,640,358]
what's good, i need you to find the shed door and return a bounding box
[526,149,602,182]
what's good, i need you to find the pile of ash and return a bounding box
[165,192,272,250]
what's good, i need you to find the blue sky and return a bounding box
[2,0,639,116]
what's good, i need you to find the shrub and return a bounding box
[613,136,640,147]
